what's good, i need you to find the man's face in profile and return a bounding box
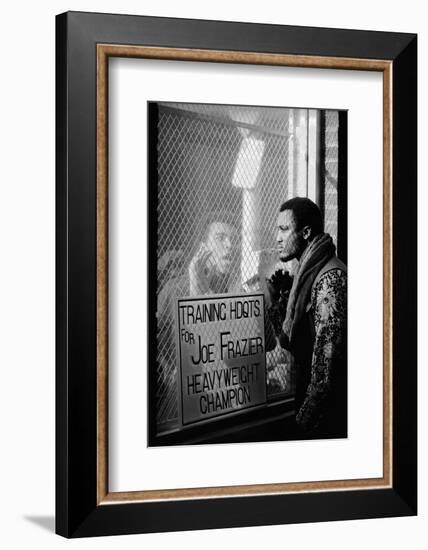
[276,210,305,262]
[205,222,234,274]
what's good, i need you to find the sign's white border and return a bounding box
[108,58,383,492]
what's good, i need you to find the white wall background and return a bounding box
[0,1,425,548]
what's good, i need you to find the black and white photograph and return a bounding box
[0,0,421,546]
[149,102,348,445]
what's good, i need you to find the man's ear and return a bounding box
[302,225,312,241]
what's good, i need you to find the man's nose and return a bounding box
[224,237,231,250]
[276,230,282,244]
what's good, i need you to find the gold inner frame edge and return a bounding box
[96,44,393,505]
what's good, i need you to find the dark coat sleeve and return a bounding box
[295,268,347,431]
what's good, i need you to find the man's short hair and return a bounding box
[201,210,236,242]
[279,197,324,236]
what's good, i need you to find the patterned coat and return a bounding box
[291,256,347,437]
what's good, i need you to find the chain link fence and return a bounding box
[154,102,339,434]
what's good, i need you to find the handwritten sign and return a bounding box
[176,293,267,425]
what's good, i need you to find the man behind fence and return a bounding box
[267,197,347,438]
[156,216,240,414]
[158,215,238,316]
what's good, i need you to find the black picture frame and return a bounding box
[56,11,417,537]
